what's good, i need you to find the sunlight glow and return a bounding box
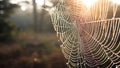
[19,3,28,11]
[79,0,97,7]
[111,0,120,5]
[36,0,44,6]
[21,6,27,11]
[9,0,20,4]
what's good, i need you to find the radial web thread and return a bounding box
[50,0,120,68]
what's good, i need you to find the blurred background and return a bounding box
[0,0,67,68]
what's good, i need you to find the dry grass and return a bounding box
[0,31,67,68]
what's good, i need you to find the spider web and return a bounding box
[50,0,120,68]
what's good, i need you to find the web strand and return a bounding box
[51,0,120,68]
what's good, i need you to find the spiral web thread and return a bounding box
[50,0,120,68]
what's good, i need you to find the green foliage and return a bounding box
[0,0,19,18]
[0,0,19,43]
[0,17,18,43]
